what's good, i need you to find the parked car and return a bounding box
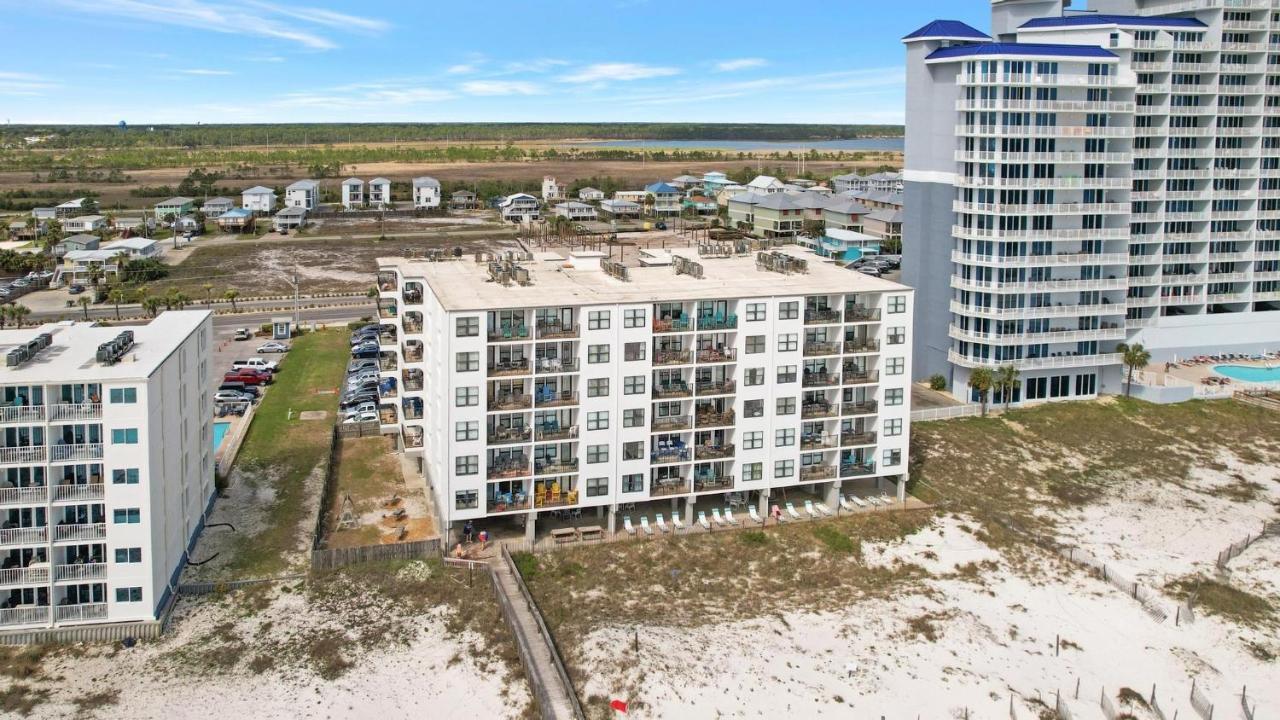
[351,342,380,355]
[350,347,379,360]
[340,391,378,409]
[343,402,377,419]
[68,284,85,295]
[224,370,272,386]
[350,329,380,343]
[214,390,253,404]
[342,411,379,424]
[218,381,259,399]
[231,358,279,373]
[11,279,28,288]
[257,341,289,353]
[233,328,252,341]
[856,266,882,277]
[347,359,378,374]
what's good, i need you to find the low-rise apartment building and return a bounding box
[368,178,391,208]
[376,249,913,543]
[413,177,441,209]
[499,194,541,223]
[554,202,598,221]
[341,178,365,209]
[0,311,215,634]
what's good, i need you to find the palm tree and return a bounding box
[78,296,92,321]
[202,283,214,305]
[994,365,1021,409]
[968,367,995,417]
[10,304,30,329]
[109,287,126,321]
[224,288,239,312]
[1116,342,1152,398]
[174,292,191,310]
[0,305,10,330]
[87,265,104,289]
[142,296,161,318]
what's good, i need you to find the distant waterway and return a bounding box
[561,138,904,152]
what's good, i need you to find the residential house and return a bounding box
[577,187,605,202]
[553,202,598,222]
[643,182,681,216]
[215,207,255,233]
[797,228,882,262]
[173,216,202,235]
[612,190,647,205]
[832,172,903,195]
[62,249,126,282]
[541,177,564,201]
[201,197,235,218]
[9,219,44,242]
[285,180,320,210]
[52,234,99,257]
[744,193,805,238]
[669,175,702,190]
[273,206,308,232]
[62,215,106,233]
[31,207,56,222]
[831,173,866,194]
[726,192,766,230]
[104,236,159,259]
[341,178,365,209]
[499,193,540,223]
[784,191,835,224]
[598,199,641,219]
[154,197,195,221]
[450,190,478,210]
[55,198,90,218]
[714,184,748,207]
[412,177,441,209]
[862,208,903,249]
[242,186,277,214]
[680,195,718,216]
[368,177,391,208]
[746,175,785,194]
[113,216,153,236]
[822,198,870,232]
[701,171,731,194]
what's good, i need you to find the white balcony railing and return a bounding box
[49,443,104,462]
[53,523,106,542]
[0,485,49,505]
[48,403,102,422]
[0,606,49,627]
[0,526,48,545]
[0,406,46,424]
[0,566,49,586]
[53,563,107,582]
[52,484,104,502]
[0,446,47,464]
[54,603,107,622]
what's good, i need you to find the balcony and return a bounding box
[0,566,49,586]
[488,458,531,480]
[488,394,532,412]
[800,465,837,482]
[534,459,579,476]
[402,430,423,449]
[842,401,878,416]
[800,434,838,451]
[487,427,532,446]
[379,356,398,372]
[535,390,578,408]
[54,563,106,582]
[841,431,877,447]
[488,360,531,378]
[50,444,103,462]
[536,321,579,339]
[801,401,836,419]
[697,314,738,331]
[535,357,578,374]
[844,306,881,323]
[535,425,578,442]
[696,348,737,363]
[802,370,839,388]
[0,485,48,505]
[652,382,692,399]
[840,463,877,478]
[804,308,843,325]
[54,603,107,622]
[0,606,49,627]
[695,379,735,396]
[693,474,734,492]
[654,349,693,366]
[803,341,841,357]
[488,325,530,342]
[0,406,45,424]
[487,489,532,514]
[650,479,690,497]
[0,526,47,546]
[53,523,106,542]
[695,410,735,429]
[52,484,104,502]
[842,371,879,386]
[0,446,46,465]
[651,416,691,433]
[694,444,735,461]
[651,447,691,464]
[653,318,692,334]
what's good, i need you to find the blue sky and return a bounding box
[2,0,988,125]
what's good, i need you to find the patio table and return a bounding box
[551,528,578,544]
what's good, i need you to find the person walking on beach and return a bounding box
[463,520,475,544]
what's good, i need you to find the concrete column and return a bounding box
[896,474,907,503]
[607,504,617,534]
[596,505,605,519]
[757,488,771,524]
[671,497,679,515]
[684,495,696,526]
[524,512,536,546]
[824,481,840,511]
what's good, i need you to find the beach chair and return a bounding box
[672,515,686,532]
[655,513,670,534]
[785,502,802,520]
[640,516,654,536]
[711,508,728,527]
[839,496,856,512]
[848,494,868,509]
[697,511,711,531]
[815,502,833,517]
[880,494,895,506]
[748,505,763,525]
[623,516,636,535]
[803,500,819,519]
[864,495,881,507]
[724,508,741,526]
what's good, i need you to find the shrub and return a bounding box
[928,374,947,391]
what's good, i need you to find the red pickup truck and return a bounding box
[223,369,272,386]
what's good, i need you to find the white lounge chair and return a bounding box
[640,516,654,536]
[672,515,686,532]
[712,508,728,527]
[785,502,802,520]
[623,516,636,535]
[803,500,819,518]
[748,505,763,525]
[879,494,895,507]
[864,495,881,507]
[849,495,868,509]
[697,511,711,531]
[724,508,741,526]
[815,502,833,517]
[655,513,670,534]
[839,496,855,512]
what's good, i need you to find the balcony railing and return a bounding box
[804,308,843,325]
[842,371,879,386]
[535,425,578,442]
[800,434,838,451]
[803,341,841,357]
[695,379,735,396]
[536,321,579,339]
[0,406,45,424]
[693,474,734,492]
[0,446,46,465]
[843,339,880,354]
[53,563,106,582]
[402,432,423,449]
[697,314,738,331]
[694,444,735,461]
[0,566,49,586]
[0,526,48,545]
[650,479,690,497]
[403,346,424,362]
[487,492,532,514]
[800,465,837,481]
[52,484,104,502]
[534,459,579,476]
[841,431,877,447]
[54,603,107,622]
[695,410,735,429]
[0,606,49,627]
[651,448,691,464]
[840,463,876,478]
[802,371,839,388]
[844,307,881,323]
[0,485,48,505]
[654,350,693,366]
[53,523,106,542]
[487,427,532,446]
[535,358,578,374]
[50,444,104,462]
[535,391,578,408]
[488,459,531,480]
[488,325,530,342]
[489,394,532,411]
[488,360,531,377]
[651,416,691,432]
[652,382,692,399]
[653,318,692,334]
[801,402,836,419]
[696,348,737,363]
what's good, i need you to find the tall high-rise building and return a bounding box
[904,0,1280,403]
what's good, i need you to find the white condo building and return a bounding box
[0,312,214,633]
[377,249,914,542]
[903,0,1280,403]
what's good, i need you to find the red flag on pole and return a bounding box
[610,699,628,713]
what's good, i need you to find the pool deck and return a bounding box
[213,408,254,479]
[1149,356,1280,390]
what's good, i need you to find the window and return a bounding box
[455,490,478,510]
[744,399,764,418]
[586,411,609,431]
[745,336,765,354]
[888,295,907,314]
[774,459,795,478]
[455,421,478,441]
[887,326,906,345]
[745,303,766,322]
[587,444,609,463]
[112,508,141,524]
[114,548,142,563]
[885,358,905,376]
[115,587,143,602]
[882,449,901,467]
[624,342,646,361]
[588,344,610,364]
[884,418,903,437]
[624,376,645,395]
[624,308,646,328]
[623,441,644,461]
[111,428,139,445]
[587,378,610,397]
[456,317,479,337]
[775,397,796,415]
[885,388,904,406]
[743,431,764,450]
[111,469,139,485]
[777,333,798,352]
[777,365,797,383]
[588,310,610,330]
[779,301,799,320]
[108,388,137,404]
[744,368,765,386]
[456,352,479,372]
[456,387,479,406]
[586,477,609,497]
[742,462,763,482]
[623,408,645,428]
[455,456,478,476]
[775,429,795,447]
[622,474,644,493]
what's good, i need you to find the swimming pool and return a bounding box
[1213,364,1280,384]
[212,421,231,451]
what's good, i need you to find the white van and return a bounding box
[231,357,279,373]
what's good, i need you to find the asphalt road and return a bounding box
[28,295,375,324]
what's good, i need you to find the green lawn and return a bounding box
[225,328,348,576]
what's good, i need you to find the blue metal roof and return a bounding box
[644,182,678,194]
[1021,14,1205,29]
[927,42,1118,61]
[903,19,990,41]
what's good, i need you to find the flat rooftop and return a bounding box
[381,248,911,312]
[0,310,209,383]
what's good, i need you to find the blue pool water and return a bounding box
[212,422,231,451]
[1214,364,1280,384]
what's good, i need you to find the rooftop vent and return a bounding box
[601,259,630,282]
[697,241,734,259]
[95,330,135,366]
[5,332,54,368]
[487,256,533,287]
[672,256,704,279]
[756,251,809,275]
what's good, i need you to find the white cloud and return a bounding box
[560,62,680,83]
[460,80,543,96]
[500,58,569,74]
[0,71,55,96]
[242,1,388,32]
[274,80,455,109]
[178,68,233,76]
[714,58,767,72]
[446,64,477,75]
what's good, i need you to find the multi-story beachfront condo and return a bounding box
[376,249,913,542]
[0,311,214,634]
[904,0,1280,403]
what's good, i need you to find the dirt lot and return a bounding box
[325,436,435,549]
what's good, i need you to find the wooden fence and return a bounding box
[310,538,440,572]
[311,426,343,551]
[1100,688,1118,720]
[177,574,307,596]
[1215,521,1279,569]
[1190,679,1214,720]
[334,420,384,438]
[1055,690,1073,720]
[1241,686,1257,720]
[501,545,586,720]
[1058,546,1170,622]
